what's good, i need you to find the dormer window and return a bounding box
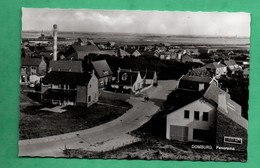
[103,70,109,75]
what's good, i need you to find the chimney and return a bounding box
[91,70,95,76]
[217,93,228,113]
[117,67,121,83]
[53,24,58,61]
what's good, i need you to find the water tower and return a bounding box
[53,24,58,61]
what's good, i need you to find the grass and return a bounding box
[63,134,247,161]
[19,91,132,140]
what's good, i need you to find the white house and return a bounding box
[140,70,158,86]
[166,84,247,144]
[204,62,227,78]
[111,68,143,94]
[166,97,216,142]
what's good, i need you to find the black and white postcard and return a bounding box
[19,8,250,161]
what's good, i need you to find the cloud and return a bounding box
[22,8,250,37]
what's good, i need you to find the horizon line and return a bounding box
[21,30,250,39]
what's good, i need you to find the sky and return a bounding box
[22,8,251,37]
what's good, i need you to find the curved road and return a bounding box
[19,80,177,157]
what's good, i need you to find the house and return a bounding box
[20,57,47,83]
[189,49,200,56]
[158,52,172,60]
[98,50,117,56]
[111,68,143,94]
[192,59,205,65]
[140,51,156,57]
[187,67,211,77]
[176,49,191,61]
[131,49,142,57]
[37,50,53,60]
[166,84,248,151]
[65,44,101,60]
[176,50,183,60]
[177,75,213,92]
[41,71,99,107]
[21,47,34,58]
[223,60,241,77]
[48,60,83,73]
[204,62,227,78]
[243,67,249,79]
[107,41,116,48]
[91,60,113,88]
[117,49,130,58]
[205,84,248,151]
[140,70,158,86]
[181,54,193,63]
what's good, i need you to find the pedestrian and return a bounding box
[144,96,147,102]
[147,96,149,102]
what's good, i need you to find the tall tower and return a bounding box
[53,24,58,61]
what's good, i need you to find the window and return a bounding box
[31,66,37,70]
[88,96,91,102]
[198,83,204,91]
[194,111,200,120]
[103,70,109,75]
[202,112,209,121]
[184,110,190,119]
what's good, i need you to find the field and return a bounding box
[22,31,250,48]
[19,89,132,140]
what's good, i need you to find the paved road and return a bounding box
[19,80,177,157]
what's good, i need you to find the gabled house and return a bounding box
[223,60,241,77]
[140,70,158,86]
[177,75,213,92]
[117,48,130,58]
[204,62,227,78]
[65,44,101,60]
[166,84,248,151]
[159,52,172,60]
[176,49,192,61]
[48,60,83,73]
[20,58,47,83]
[181,54,193,63]
[91,60,113,88]
[111,68,143,94]
[41,71,99,107]
[131,49,142,57]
